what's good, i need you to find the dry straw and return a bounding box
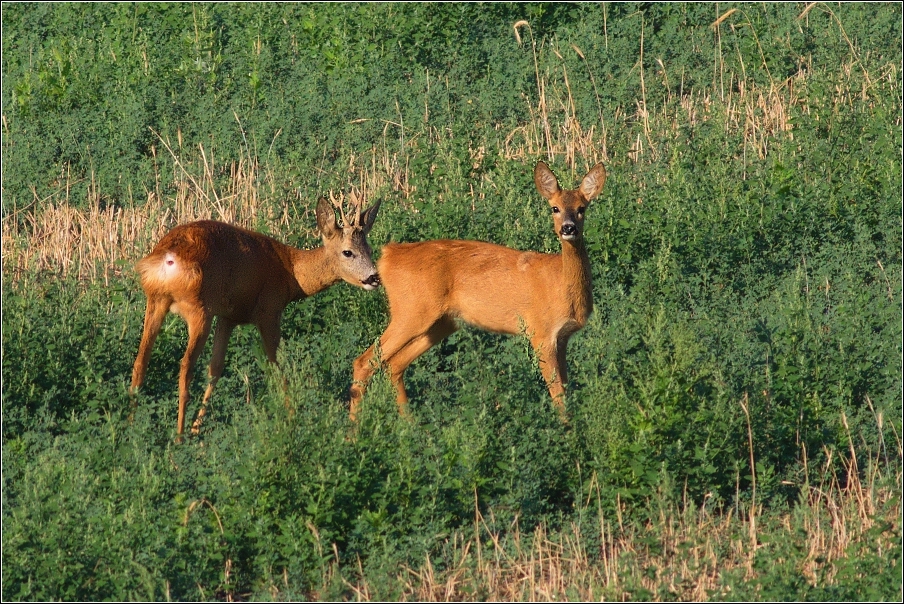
[2,141,402,285]
[270,442,899,601]
[3,15,894,283]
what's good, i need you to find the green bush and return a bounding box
[3,3,900,600]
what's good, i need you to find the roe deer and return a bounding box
[349,161,606,420]
[130,197,381,436]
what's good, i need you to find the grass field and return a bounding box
[2,3,901,600]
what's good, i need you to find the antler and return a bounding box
[328,189,365,228]
[352,188,363,228]
[327,191,348,227]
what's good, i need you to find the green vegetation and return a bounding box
[2,3,901,600]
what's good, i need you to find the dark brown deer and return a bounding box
[130,197,381,435]
[350,161,605,420]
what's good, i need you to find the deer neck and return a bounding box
[290,246,339,297]
[561,238,593,325]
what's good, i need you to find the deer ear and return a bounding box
[534,161,560,200]
[579,163,607,201]
[359,199,382,235]
[315,197,340,240]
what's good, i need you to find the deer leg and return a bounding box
[177,308,212,437]
[553,333,573,420]
[191,318,236,435]
[257,314,282,364]
[531,334,568,421]
[129,297,170,423]
[257,314,292,413]
[130,297,170,395]
[350,317,442,420]
[382,317,457,416]
[350,342,378,420]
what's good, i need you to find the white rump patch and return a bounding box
[158,252,181,280]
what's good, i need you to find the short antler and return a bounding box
[328,189,366,228]
[327,191,348,227]
[353,190,363,228]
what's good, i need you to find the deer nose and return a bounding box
[363,274,381,287]
[561,223,577,237]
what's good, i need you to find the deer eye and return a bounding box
[342,250,354,258]
[552,206,560,214]
[577,206,585,216]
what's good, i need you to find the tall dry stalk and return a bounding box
[2,145,406,285]
[328,451,900,601]
[324,406,900,601]
[501,6,857,171]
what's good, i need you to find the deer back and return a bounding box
[374,162,605,337]
[137,221,302,322]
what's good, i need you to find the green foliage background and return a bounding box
[2,3,901,600]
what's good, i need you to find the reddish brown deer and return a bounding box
[350,161,606,421]
[130,197,381,436]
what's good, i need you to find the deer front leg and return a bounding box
[531,334,568,422]
[256,313,294,416]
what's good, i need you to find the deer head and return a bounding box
[534,161,607,242]
[315,196,382,290]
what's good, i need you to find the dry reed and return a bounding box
[2,21,896,286]
[2,144,403,285]
[324,451,899,602]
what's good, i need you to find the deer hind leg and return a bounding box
[129,296,171,423]
[177,307,213,437]
[350,316,454,420]
[191,317,236,435]
[350,320,418,420]
[349,343,378,421]
[382,316,457,416]
[130,296,171,395]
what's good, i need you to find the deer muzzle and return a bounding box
[362,273,382,290]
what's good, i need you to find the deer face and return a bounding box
[317,198,382,290]
[534,162,607,242]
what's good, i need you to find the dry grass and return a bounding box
[322,452,899,601]
[3,164,270,286]
[1,143,403,285]
[2,27,897,285]
[501,51,811,171]
[502,21,899,175]
[0,72,805,286]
